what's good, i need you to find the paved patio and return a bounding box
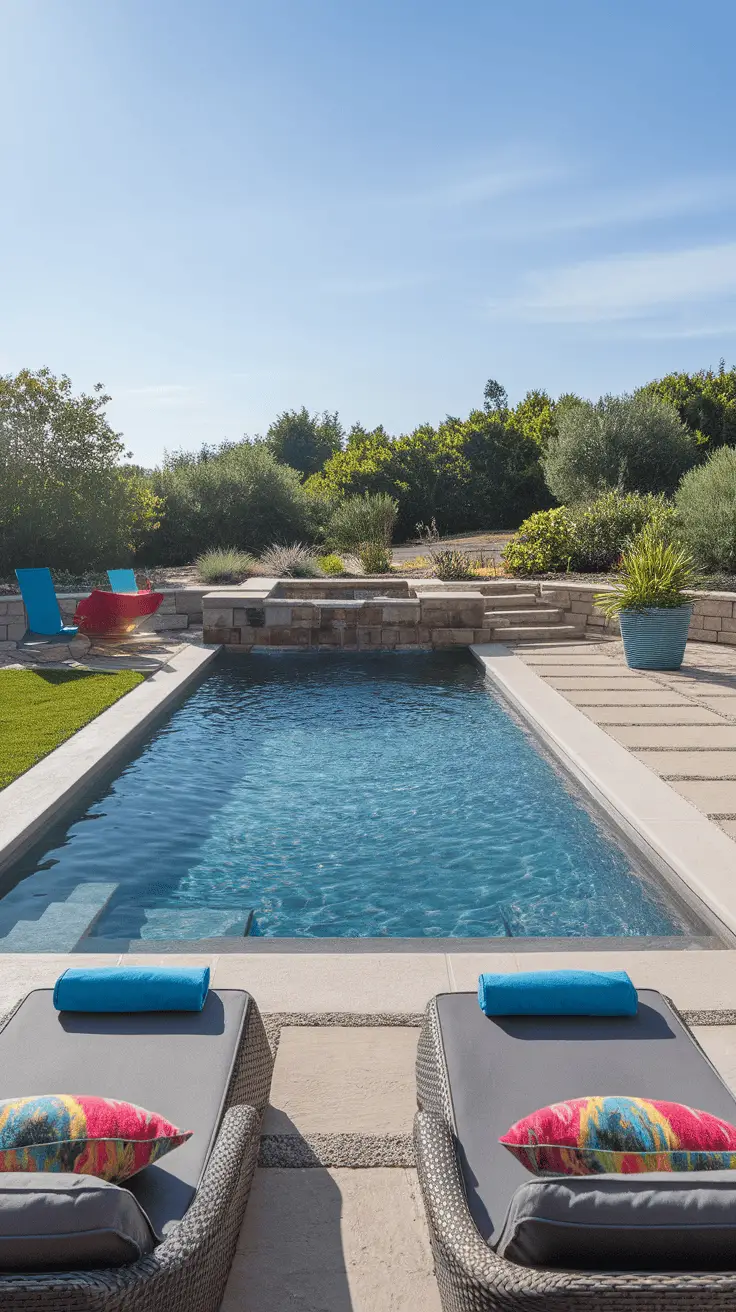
[0,948,735,1310]
[515,637,736,840]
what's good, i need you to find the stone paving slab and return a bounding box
[547,677,663,691]
[635,751,736,777]
[670,779,736,815]
[610,725,736,749]
[566,690,692,705]
[721,820,736,838]
[263,1027,418,1135]
[586,706,724,724]
[213,951,452,1012]
[220,1167,441,1312]
[694,1027,736,1093]
[698,699,736,718]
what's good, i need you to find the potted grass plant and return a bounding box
[594,524,695,670]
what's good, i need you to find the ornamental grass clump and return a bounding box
[195,547,258,584]
[258,543,324,577]
[594,524,695,619]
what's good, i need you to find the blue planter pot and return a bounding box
[618,605,693,670]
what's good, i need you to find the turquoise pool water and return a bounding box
[2,652,685,942]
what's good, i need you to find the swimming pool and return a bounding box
[1,651,690,944]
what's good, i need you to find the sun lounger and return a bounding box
[0,987,273,1311]
[415,989,736,1309]
[14,568,78,640]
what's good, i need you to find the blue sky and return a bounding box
[2,0,736,466]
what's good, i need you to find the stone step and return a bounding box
[0,882,117,952]
[488,624,585,643]
[138,907,253,940]
[484,607,563,626]
[483,593,537,609]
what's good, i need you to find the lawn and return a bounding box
[0,668,144,789]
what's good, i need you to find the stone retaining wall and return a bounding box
[202,578,531,650]
[540,582,736,646]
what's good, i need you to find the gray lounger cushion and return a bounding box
[0,988,250,1238]
[495,1172,736,1270]
[0,1173,155,1271]
[434,989,736,1251]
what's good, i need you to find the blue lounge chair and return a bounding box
[15,569,78,639]
[107,568,139,593]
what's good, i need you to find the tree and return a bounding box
[0,368,160,572]
[483,378,508,415]
[266,407,343,477]
[643,363,736,451]
[146,439,318,564]
[542,392,698,504]
[676,446,736,571]
[306,409,548,537]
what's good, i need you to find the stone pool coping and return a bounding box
[472,642,736,945]
[0,642,218,877]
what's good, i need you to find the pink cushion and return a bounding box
[500,1096,736,1175]
[0,1096,191,1183]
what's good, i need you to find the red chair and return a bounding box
[73,589,164,637]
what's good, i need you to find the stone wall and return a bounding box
[540,581,736,646]
[202,578,532,650]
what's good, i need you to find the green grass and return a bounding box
[0,668,144,789]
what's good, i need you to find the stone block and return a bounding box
[693,599,734,618]
[721,616,736,632]
[203,626,237,644]
[0,625,6,641]
[139,612,188,632]
[360,605,383,625]
[380,627,400,644]
[473,628,492,643]
[430,628,475,645]
[570,600,593,615]
[700,629,719,642]
[689,613,705,629]
[175,589,207,615]
[357,628,383,647]
[314,628,341,645]
[718,631,736,645]
[6,622,26,641]
[156,597,177,614]
[203,607,234,629]
[0,603,6,616]
[264,605,292,627]
[380,602,421,624]
[291,605,315,620]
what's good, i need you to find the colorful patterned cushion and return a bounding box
[0,1096,191,1183]
[500,1096,736,1175]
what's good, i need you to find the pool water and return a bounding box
[4,652,686,941]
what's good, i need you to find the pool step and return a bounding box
[0,883,117,952]
[488,623,584,642]
[484,607,564,627]
[138,908,253,940]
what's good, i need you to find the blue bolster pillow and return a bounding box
[477,969,637,1017]
[53,966,210,1013]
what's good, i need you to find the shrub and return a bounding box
[259,543,324,577]
[195,547,258,584]
[502,508,575,575]
[317,553,346,576]
[595,525,695,617]
[328,493,398,551]
[430,549,475,580]
[676,446,736,571]
[503,493,677,576]
[358,541,392,574]
[146,442,317,565]
[0,368,161,573]
[543,393,697,503]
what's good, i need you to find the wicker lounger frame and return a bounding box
[0,993,274,1312]
[415,995,736,1312]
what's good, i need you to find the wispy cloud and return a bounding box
[479,176,736,240]
[491,241,736,324]
[321,271,431,296]
[383,160,563,210]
